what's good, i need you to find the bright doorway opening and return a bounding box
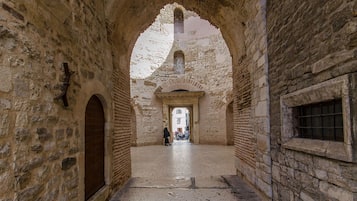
[171,107,191,143]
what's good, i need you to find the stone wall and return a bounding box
[268,0,357,200]
[130,4,233,145]
[0,0,116,200]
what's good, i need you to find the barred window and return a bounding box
[296,99,343,142]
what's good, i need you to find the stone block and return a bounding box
[255,100,268,117]
[13,78,29,98]
[37,166,50,182]
[16,184,43,201]
[257,54,266,68]
[31,145,43,153]
[256,178,272,198]
[48,152,61,161]
[15,129,30,142]
[0,143,10,159]
[272,164,280,182]
[300,191,315,201]
[314,169,328,180]
[0,67,12,92]
[69,147,79,155]
[65,177,78,190]
[0,159,8,174]
[319,181,353,201]
[0,113,9,131]
[55,129,65,140]
[36,128,53,142]
[19,157,44,172]
[257,134,269,152]
[66,128,73,137]
[0,172,14,196]
[16,172,31,190]
[0,98,11,109]
[15,112,28,128]
[41,189,59,201]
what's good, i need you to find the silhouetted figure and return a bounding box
[163,127,171,146]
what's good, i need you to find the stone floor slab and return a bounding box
[110,143,264,200]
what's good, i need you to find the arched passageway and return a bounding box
[107,0,271,199]
[1,1,356,201]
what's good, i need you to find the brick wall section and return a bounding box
[235,109,255,167]
[112,64,132,189]
[268,0,357,200]
[234,63,255,168]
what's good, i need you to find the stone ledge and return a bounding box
[282,138,352,162]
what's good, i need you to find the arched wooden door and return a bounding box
[85,96,105,200]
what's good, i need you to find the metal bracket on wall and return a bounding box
[55,63,73,107]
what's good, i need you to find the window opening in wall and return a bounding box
[174,51,185,74]
[295,99,343,142]
[174,8,184,33]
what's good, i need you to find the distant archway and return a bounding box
[226,101,234,145]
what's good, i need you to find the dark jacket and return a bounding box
[163,127,170,138]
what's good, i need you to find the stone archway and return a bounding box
[106,0,271,198]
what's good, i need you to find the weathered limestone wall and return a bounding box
[268,0,357,200]
[0,1,116,200]
[130,4,233,145]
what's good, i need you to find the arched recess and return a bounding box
[155,78,204,93]
[174,51,185,74]
[106,0,272,199]
[174,7,184,33]
[85,96,105,200]
[75,80,112,201]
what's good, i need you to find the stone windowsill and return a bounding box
[282,138,352,162]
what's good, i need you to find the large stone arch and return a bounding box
[105,0,246,62]
[107,0,271,199]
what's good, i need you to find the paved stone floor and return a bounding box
[110,142,263,201]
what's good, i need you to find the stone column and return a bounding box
[192,99,200,144]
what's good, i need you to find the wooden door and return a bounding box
[85,96,105,200]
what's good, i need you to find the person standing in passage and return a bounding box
[163,127,171,146]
